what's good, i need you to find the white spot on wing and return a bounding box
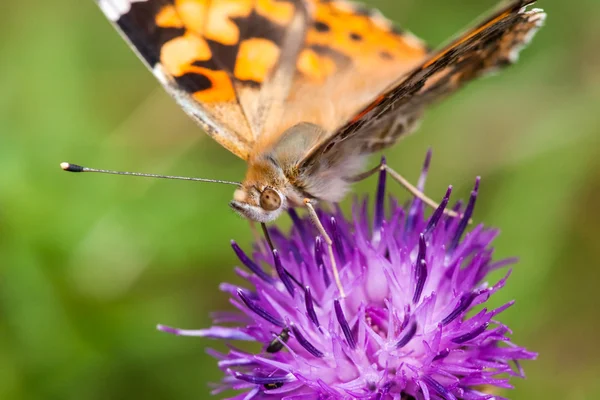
[152,64,169,86]
[98,0,148,21]
[402,30,427,51]
[508,8,547,63]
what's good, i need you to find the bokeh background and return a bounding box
[1,0,599,399]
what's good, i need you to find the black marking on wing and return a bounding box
[191,59,222,71]
[310,44,352,67]
[205,39,240,77]
[234,9,289,43]
[174,72,212,93]
[117,0,294,85]
[116,0,183,66]
[206,8,290,84]
[314,20,331,32]
[298,0,544,171]
[349,32,363,41]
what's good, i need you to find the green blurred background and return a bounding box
[1,0,599,399]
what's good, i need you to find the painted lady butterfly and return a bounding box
[84,0,545,293]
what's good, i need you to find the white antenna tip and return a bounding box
[60,162,70,170]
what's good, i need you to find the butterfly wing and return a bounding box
[259,0,430,146]
[96,0,430,161]
[95,0,312,160]
[298,0,545,172]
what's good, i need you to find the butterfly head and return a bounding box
[230,185,286,223]
[229,157,294,223]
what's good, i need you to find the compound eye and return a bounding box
[259,188,281,211]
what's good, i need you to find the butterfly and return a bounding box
[90,0,545,293]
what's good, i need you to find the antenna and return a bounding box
[60,162,242,186]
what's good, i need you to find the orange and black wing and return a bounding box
[95,0,310,160]
[299,0,545,171]
[262,0,430,143]
[96,0,432,159]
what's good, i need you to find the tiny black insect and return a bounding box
[266,327,290,353]
[263,382,284,390]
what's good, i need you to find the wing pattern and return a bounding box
[97,0,309,159]
[299,0,546,172]
[96,0,430,159]
[269,0,429,138]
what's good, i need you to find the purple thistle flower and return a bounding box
[158,153,536,399]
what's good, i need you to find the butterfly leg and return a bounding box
[249,220,261,245]
[303,198,346,298]
[350,161,467,221]
[249,220,269,254]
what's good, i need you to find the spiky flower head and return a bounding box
[159,152,536,399]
